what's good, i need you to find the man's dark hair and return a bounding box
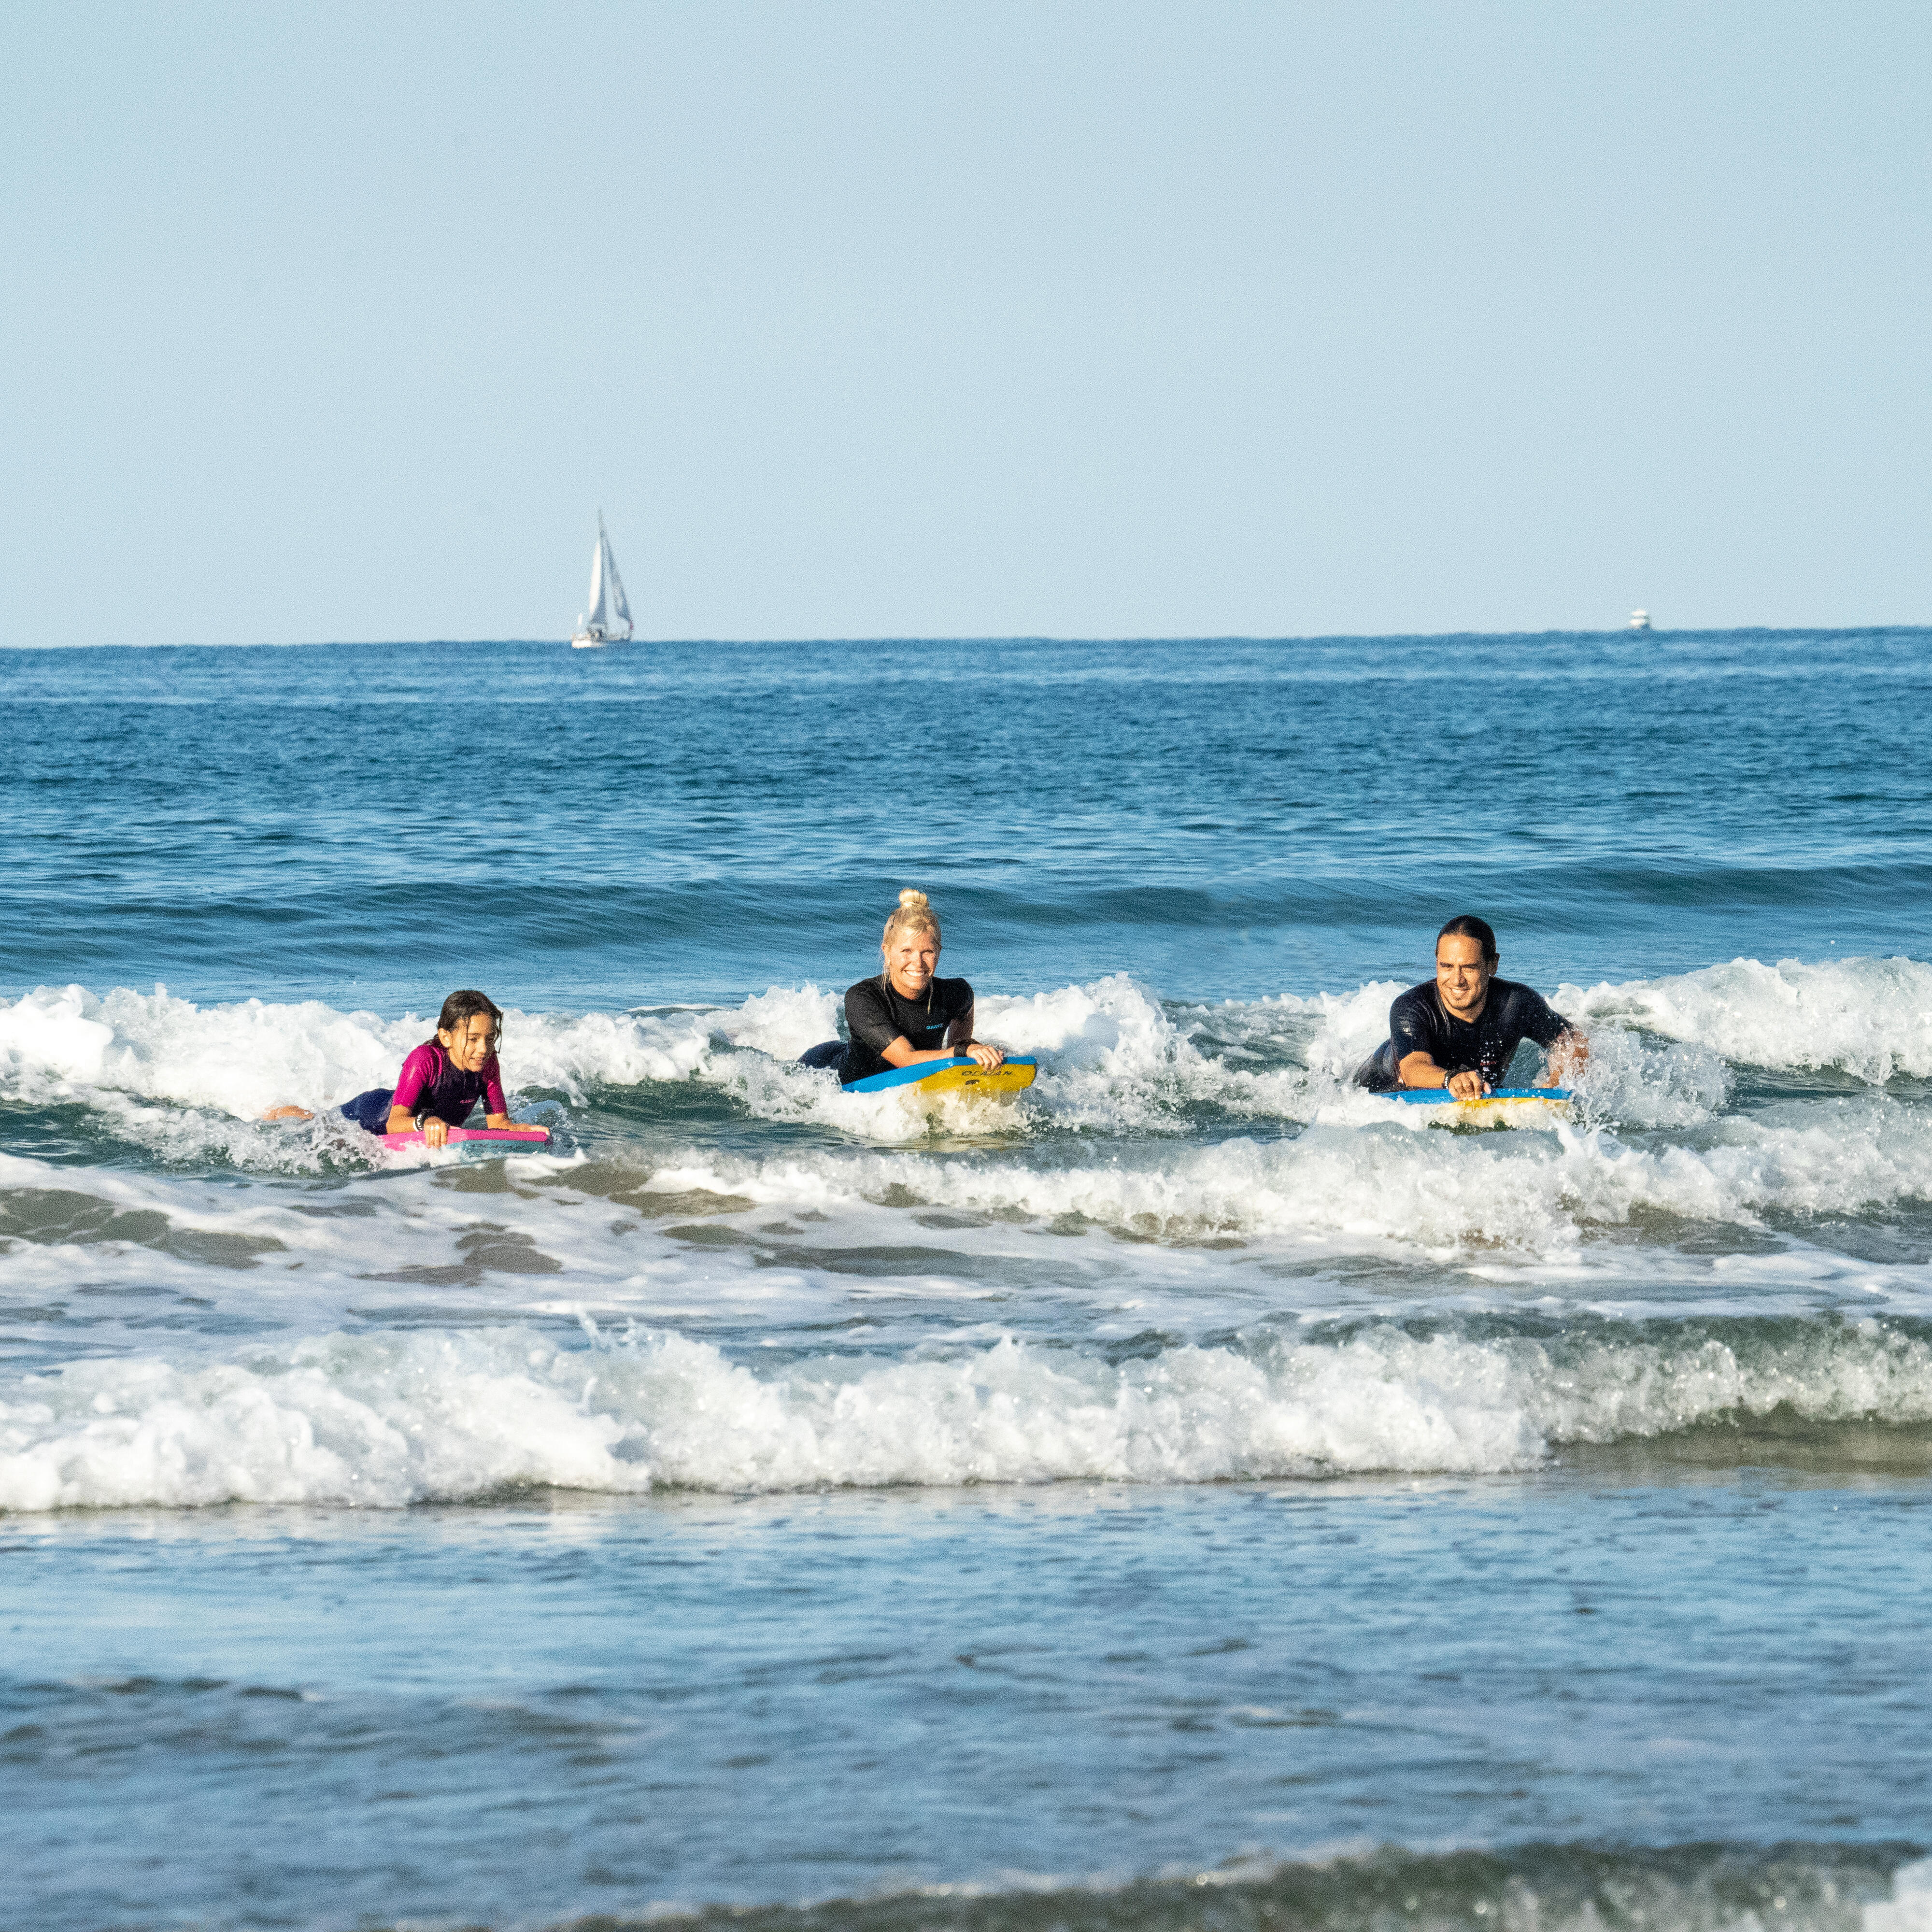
[437,989,504,1038]
[1436,915,1499,966]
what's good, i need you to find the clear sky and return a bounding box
[3,1,1927,645]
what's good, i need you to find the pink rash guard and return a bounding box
[390,1041,508,1126]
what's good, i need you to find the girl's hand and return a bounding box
[422,1117,450,1148]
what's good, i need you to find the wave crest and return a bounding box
[5,1316,1929,1511]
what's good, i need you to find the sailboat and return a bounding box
[570,513,633,648]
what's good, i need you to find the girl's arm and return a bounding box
[384,1107,513,1143]
[389,1047,447,1143]
[483,1062,513,1129]
[387,1102,453,1147]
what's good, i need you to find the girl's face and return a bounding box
[438,1012,499,1072]
[885,930,939,996]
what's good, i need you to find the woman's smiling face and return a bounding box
[885,930,940,997]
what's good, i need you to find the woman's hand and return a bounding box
[960,1041,1005,1069]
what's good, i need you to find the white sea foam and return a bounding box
[5,966,1931,1248]
[623,1091,1932,1256]
[9,1094,1932,1324]
[0,981,752,1119]
[0,983,410,1118]
[11,955,1921,1158]
[1564,955,1932,1083]
[3,1315,1928,1511]
[1868,1862,1932,1932]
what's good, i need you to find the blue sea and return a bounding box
[3,631,1932,1932]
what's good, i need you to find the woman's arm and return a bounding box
[943,1004,1003,1069]
[880,1009,1004,1071]
[879,1036,970,1068]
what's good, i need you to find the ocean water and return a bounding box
[3,629,1931,1932]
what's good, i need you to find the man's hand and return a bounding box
[1544,1031,1590,1087]
[961,1041,1005,1069]
[1444,1069,1487,1100]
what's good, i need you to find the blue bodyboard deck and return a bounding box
[842,1055,1038,1096]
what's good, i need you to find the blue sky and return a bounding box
[3,1,1926,644]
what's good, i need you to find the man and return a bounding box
[1352,915,1588,1097]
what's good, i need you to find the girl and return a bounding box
[266,990,518,1148]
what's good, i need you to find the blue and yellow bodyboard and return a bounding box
[842,1055,1038,1097]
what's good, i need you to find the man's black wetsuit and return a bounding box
[1352,978,1574,1092]
[818,974,974,1085]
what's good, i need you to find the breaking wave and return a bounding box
[1563,955,1932,1084]
[5,1313,1931,1511]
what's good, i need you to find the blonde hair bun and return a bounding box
[882,887,941,948]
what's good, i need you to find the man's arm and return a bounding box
[1391,993,1483,1096]
[1397,1051,1485,1099]
[1522,992,1588,1088]
[1544,1029,1589,1087]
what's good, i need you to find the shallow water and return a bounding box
[2,631,1931,1931]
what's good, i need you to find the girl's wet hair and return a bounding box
[882,887,941,949]
[1436,914,1499,966]
[437,989,504,1039]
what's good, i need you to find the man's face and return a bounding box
[1435,934,1493,1020]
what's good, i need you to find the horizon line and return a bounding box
[4,621,1929,652]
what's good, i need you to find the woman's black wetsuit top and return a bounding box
[1353,978,1573,1092]
[839,975,973,1084]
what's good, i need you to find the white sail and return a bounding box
[604,531,632,633]
[585,524,611,633]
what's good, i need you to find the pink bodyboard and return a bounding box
[379,1126,551,1150]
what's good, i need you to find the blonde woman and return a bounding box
[799,890,1007,1086]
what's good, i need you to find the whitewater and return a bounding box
[6,959,1932,1511]
[5,631,1931,1932]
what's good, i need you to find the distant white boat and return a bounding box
[1629,609,1652,631]
[571,513,633,649]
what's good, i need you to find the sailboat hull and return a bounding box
[570,629,631,649]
